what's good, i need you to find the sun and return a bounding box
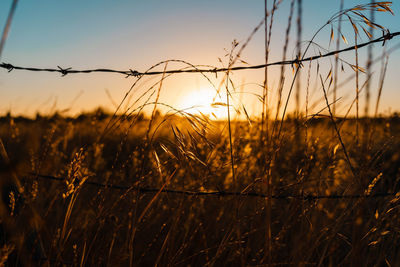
[178,87,227,119]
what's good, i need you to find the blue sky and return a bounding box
[0,0,399,117]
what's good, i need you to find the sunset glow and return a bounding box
[178,87,228,119]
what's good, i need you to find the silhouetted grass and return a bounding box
[0,111,400,265]
[0,1,399,266]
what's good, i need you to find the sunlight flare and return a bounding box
[178,87,229,119]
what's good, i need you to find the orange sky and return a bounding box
[0,0,399,118]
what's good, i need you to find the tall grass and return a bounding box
[0,1,399,266]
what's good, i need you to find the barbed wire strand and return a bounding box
[33,173,397,200]
[1,31,399,78]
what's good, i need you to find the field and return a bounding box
[1,110,400,266]
[1,1,400,266]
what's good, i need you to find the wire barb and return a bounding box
[2,62,14,72]
[382,29,392,46]
[57,66,71,76]
[125,69,141,78]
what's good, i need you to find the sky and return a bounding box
[0,0,399,118]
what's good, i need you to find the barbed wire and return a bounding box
[1,31,399,78]
[33,173,397,200]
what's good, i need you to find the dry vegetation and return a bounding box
[1,1,400,266]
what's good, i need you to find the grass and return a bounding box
[1,113,400,266]
[1,1,400,266]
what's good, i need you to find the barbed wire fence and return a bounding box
[2,31,400,201]
[32,173,398,200]
[1,1,400,201]
[1,30,397,200]
[1,30,399,78]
